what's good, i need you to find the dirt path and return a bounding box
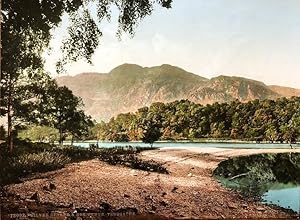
[3,148,300,219]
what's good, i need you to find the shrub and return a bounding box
[55,145,101,161]
[10,151,71,174]
[98,146,168,174]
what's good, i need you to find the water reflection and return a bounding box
[214,153,300,214]
[262,183,300,213]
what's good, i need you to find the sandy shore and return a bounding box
[3,148,300,219]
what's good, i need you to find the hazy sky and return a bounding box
[44,0,300,88]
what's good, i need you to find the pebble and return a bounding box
[228,203,238,209]
[30,192,40,202]
[124,194,130,198]
[49,183,56,190]
[171,187,178,193]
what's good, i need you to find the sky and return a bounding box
[44,0,300,88]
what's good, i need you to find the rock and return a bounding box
[42,186,49,191]
[162,192,167,197]
[30,192,40,202]
[130,170,138,176]
[124,194,130,198]
[24,199,36,204]
[171,187,178,193]
[49,183,56,190]
[159,200,168,207]
[242,204,248,208]
[256,207,266,211]
[99,202,111,212]
[228,203,238,209]
[187,173,193,177]
[145,195,153,201]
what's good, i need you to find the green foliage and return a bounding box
[36,83,93,144]
[1,0,172,152]
[214,153,300,197]
[55,145,101,161]
[92,97,300,143]
[0,141,100,185]
[18,125,59,143]
[141,126,162,146]
[10,151,71,174]
[98,146,168,174]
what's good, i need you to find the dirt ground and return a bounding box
[2,148,300,219]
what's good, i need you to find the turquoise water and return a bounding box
[262,183,300,213]
[66,141,299,149]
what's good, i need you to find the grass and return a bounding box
[0,141,168,186]
[0,141,101,185]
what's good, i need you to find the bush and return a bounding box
[10,151,71,174]
[98,146,168,174]
[55,145,101,161]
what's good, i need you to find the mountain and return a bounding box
[56,64,296,121]
[268,85,300,98]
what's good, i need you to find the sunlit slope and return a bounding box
[56,64,295,121]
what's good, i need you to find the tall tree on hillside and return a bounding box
[1,0,172,151]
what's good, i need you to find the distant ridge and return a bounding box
[56,64,298,121]
[269,85,300,98]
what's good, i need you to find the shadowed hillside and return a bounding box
[56,64,296,121]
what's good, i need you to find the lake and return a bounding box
[65,141,300,149]
[262,183,300,214]
[214,153,300,214]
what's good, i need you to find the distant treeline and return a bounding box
[91,97,300,143]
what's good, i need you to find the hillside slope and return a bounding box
[56,64,293,121]
[269,85,300,98]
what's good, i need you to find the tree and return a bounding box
[39,84,91,144]
[18,125,59,143]
[141,124,162,147]
[280,114,300,147]
[66,110,93,145]
[1,0,173,152]
[1,70,56,152]
[265,124,279,143]
[140,115,162,147]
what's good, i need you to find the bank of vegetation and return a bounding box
[90,97,300,144]
[0,141,166,186]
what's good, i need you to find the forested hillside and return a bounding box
[90,97,300,143]
[56,64,296,121]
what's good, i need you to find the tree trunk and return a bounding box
[59,128,63,145]
[0,0,2,116]
[289,140,293,149]
[7,111,13,153]
[7,75,13,153]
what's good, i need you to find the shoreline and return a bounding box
[1,148,300,219]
